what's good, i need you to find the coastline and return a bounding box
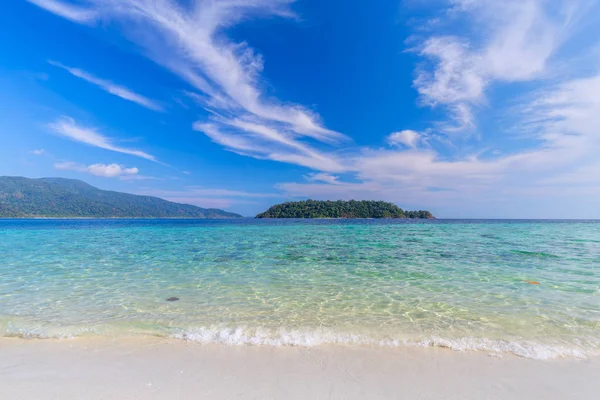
[2,219,598,398]
[1,337,598,400]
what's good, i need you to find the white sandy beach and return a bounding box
[1,338,598,400]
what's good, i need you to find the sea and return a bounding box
[1,219,598,360]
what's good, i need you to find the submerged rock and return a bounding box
[166,297,180,302]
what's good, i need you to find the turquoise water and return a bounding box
[1,219,599,359]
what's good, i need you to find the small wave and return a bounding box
[3,323,594,360]
[4,327,74,339]
[171,327,366,347]
[411,337,589,360]
[3,322,97,339]
[170,326,594,360]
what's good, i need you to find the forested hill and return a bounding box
[256,200,434,219]
[0,176,242,218]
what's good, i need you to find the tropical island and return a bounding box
[0,176,241,218]
[256,200,434,219]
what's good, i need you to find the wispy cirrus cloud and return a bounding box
[26,0,97,24]
[273,0,600,217]
[276,65,600,216]
[32,0,346,171]
[193,120,347,172]
[54,161,139,178]
[142,187,279,199]
[304,173,342,185]
[30,149,46,155]
[413,0,580,133]
[48,117,156,161]
[29,0,600,217]
[136,186,279,210]
[49,61,163,111]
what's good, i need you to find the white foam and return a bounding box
[410,336,590,360]
[3,322,96,339]
[3,322,594,360]
[4,326,74,339]
[170,326,596,360]
[171,327,367,347]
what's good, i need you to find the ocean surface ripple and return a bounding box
[1,219,599,360]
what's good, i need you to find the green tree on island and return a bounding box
[256,200,434,219]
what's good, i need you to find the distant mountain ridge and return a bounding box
[256,200,434,219]
[0,176,242,218]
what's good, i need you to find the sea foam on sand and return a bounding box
[172,326,594,360]
[3,322,595,361]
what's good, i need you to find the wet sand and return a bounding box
[1,337,598,399]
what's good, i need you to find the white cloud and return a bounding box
[539,162,600,187]
[355,149,505,188]
[304,173,341,185]
[160,197,241,209]
[445,103,476,132]
[413,36,482,134]
[26,0,97,23]
[414,0,580,133]
[49,61,162,111]
[117,174,158,181]
[142,187,278,199]
[526,73,600,139]
[415,36,485,106]
[195,122,262,155]
[135,187,278,210]
[275,63,600,216]
[31,0,348,172]
[387,130,421,148]
[48,117,156,161]
[31,149,46,155]
[55,161,139,178]
[475,1,559,81]
[88,164,139,178]
[30,0,600,217]
[193,120,347,172]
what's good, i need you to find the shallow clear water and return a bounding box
[1,219,599,359]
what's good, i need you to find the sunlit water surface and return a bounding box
[1,219,598,359]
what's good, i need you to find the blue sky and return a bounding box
[2,0,600,218]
